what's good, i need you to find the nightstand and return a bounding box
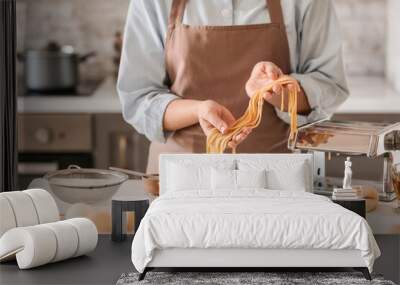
[332,199,366,218]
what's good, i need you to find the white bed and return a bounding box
[131,154,380,280]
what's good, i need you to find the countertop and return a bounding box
[17,77,122,114]
[17,76,400,114]
[367,200,400,235]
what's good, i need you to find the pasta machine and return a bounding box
[289,120,400,201]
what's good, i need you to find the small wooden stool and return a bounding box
[111,180,149,242]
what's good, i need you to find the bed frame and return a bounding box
[138,154,372,281]
[139,248,371,280]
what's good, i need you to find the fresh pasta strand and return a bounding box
[206,75,300,154]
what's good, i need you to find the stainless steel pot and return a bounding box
[19,42,95,92]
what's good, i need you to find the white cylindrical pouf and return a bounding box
[0,226,57,269]
[24,189,59,224]
[42,221,79,262]
[1,192,39,227]
[0,196,17,237]
[64,218,98,257]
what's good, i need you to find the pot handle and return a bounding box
[79,52,96,63]
[108,167,156,178]
[68,165,81,170]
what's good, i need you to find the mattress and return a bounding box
[131,190,380,273]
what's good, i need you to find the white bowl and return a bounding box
[49,183,122,204]
[44,167,128,204]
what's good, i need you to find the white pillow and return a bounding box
[211,169,267,190]
[166,160,235,192]
[237,169,267,189]
[211,168,236,190]
[238,159,311,192]
[167,162,209,191]
[266,161,308,191]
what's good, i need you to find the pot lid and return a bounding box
[46,41,75,54]
[44,165,128,189]
[26,41,76,55]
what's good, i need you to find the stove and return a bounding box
[18,78,103,97]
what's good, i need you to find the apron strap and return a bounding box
[266,0,291,71]
[267,0,285,24]
[168,0,187,31]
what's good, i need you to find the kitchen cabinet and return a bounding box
[17,114,94,189]
[93,113,149,172]
[18,113,92,153]
[17,112,150,189]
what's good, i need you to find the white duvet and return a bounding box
[131,190,380,273]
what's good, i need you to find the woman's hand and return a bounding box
[245,62,311,114]
[197,100,252,149]
[245,61,295,112]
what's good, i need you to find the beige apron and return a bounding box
[147,0,291,173]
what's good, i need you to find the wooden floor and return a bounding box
[0,235,134,285]
[1,235,398,285]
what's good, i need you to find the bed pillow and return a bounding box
[211,168,236,190]
[211,168,267,190]
[167,162,209,191]
[238,159,311,192]
[266,161,309,192]
[236,169,267,189]
[166,160,235,192]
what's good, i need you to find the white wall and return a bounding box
[386,0,400,93]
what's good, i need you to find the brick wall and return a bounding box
[335,0,387,77]
[16,0,387,80]
[386,0,400,92]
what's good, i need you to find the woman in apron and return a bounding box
[117,0,349,173]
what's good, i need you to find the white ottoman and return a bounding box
[0,189,98,269]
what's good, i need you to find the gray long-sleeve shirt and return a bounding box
[117,0,349,143]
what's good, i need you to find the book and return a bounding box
[332,193,358,197]
[332,186,360,200]
[332,195,361,201]
[333,187,356,194]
